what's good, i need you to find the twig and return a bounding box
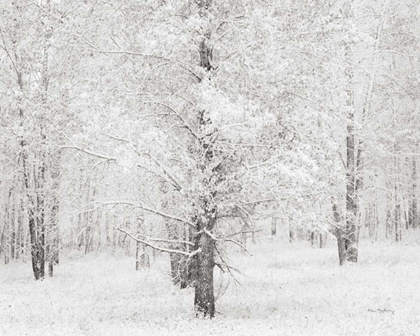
[99,131,130,143]
[142,101,199,140]
[225,238,253,256]
[226,229,263,238]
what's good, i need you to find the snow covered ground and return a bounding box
[1,236,420,336]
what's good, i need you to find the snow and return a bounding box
[1,238,420,336]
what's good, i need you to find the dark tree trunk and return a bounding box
[240,230,247,254]
[29,213,45,280]
[194,216,215,318]
[271,217,277,236]
[411,158,417,229]
[310,231,316,247]
[342,0,359,264]
[165,219,193,287]
[46,245,53,277]
[169,252,192,288]
[336,228,347,266]
[135,216,150,270]
[319,232,327,248]
[332,201,347,265]
[22,147,46,280]
[289,226,295,243]
[192,0,217,319]
[50,156,60,265]
[394,155,402,242]
[136,242,149,270]
[395,203,402,242]
[345,112,358,262]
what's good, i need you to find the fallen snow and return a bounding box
[1,237,420,335]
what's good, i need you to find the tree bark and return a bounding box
[50,154,61,265]
[319,232,327,248]
[332,201,347,265]
[194,212,216,318]
[271,217,277,236]
[135,216,149,270]
[411,158,417,228]
[343,0,359,264]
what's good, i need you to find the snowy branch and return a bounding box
[61,145,116,162]
[225,238,253,256]
[135,232,194,247]
[96,201,196,228]
[202,228,253,256]
[115,227,200,257]
[79,37,202,81]
[142,101,199,140]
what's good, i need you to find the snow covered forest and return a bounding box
[1,0,419,334]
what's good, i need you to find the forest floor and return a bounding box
[1,233,420,336]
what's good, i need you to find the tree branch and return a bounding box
[97,201,196,228]
[61,145,116,161]
[115,227,199,256]
[142,100,199,140]
[135,232,194,246]
[225,238,253,256]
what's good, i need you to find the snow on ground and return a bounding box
[1,236,420,336]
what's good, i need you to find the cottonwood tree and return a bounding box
[66,0,327,317]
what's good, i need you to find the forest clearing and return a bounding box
[1,233,420,336]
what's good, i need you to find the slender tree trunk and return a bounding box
[4,188,14,264]
[84,181,92,254]
[15,200,22,260]
[341,0,359,264]
[77,168,85,250]
[319,232,327,248]
[271,217,277,236]
[395,203,402,242]
[105,212,111,245]
[289,225,295,243]
[166,220,191,288]
[394,158,402,242]
[135,216,149,270]
[46,245,53,277]
[332,201,347,265]
[411,158,417,228]
[51,154,60,265]
[241,230,247,254]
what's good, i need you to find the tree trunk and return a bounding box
[136,242,150,270]
[289,226,295,243]
[193,0,217,318]
[394,154,402,242]
[345,88,358,262]
[50,155,60,265]
[336,229,347,266]
[28,213,45,280]
[271,217,277,236]
[332,201,347,265]
[194,215,215,318]
[135,216,149,270]
[167,224,192,287]
[319,232,327,248]
[341,0,359,264]
[411,158,417,228]
[395,203,402,242]
[46,245,53,277]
